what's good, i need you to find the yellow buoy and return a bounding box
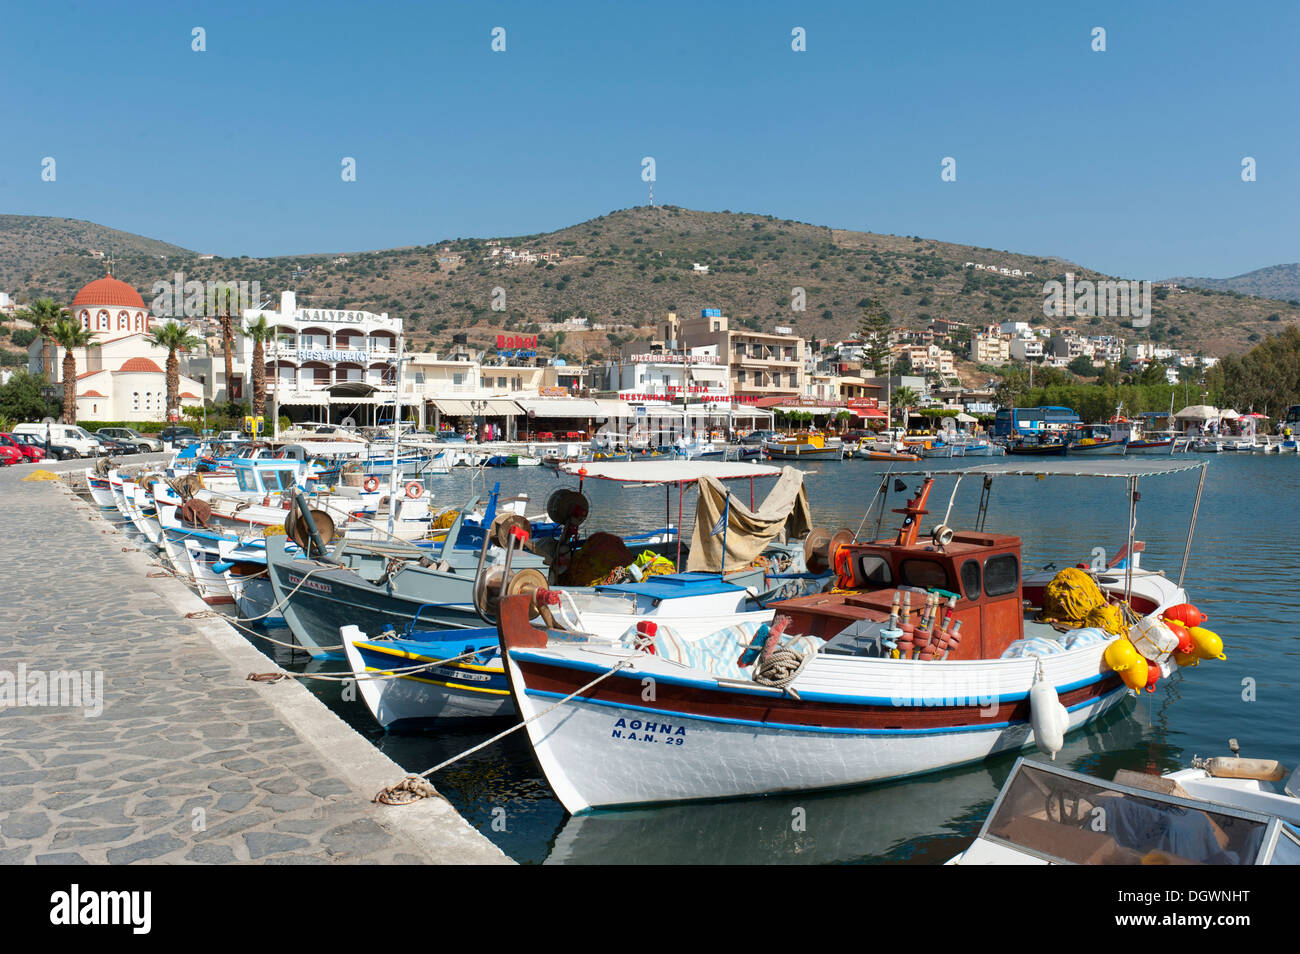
[1172,649,1200,668]
[1188,625,1226,661]
[1103,637,1141,672]
[1119,654,1148,691]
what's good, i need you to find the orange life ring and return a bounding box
[363,476,379,492]
[405,481,423,499]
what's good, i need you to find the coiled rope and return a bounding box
[751,646,811,696]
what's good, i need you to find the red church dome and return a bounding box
[72,275,146,309]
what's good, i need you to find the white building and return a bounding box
[31,273,204,423]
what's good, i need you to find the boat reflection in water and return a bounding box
[542,698,1147,865]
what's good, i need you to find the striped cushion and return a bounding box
[619,620,824,680]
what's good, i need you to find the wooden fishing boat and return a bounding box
[764,431,843,461]
[497,459,1210,814]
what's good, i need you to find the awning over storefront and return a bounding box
[851,407,888,419]
[516,397,632,418]
[429,398,520,416]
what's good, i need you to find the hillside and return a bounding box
[3,209,1299,368]
[1166,263,1300,303]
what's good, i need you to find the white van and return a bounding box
[12,422,101,458]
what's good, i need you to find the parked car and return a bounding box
[9,431,69,460]
[0,432,45,463]
[0,437,22,466]
[11,422,101,458]
[96,427,163,453]
[157,426,200,447]
[89,433,135,456]
[739,429,779,445]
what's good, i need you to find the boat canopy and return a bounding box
[892,459,1207,479]
[560,460,781,483]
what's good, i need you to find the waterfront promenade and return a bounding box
[0,462,509,864]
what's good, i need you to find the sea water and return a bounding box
[267,454,1300,864]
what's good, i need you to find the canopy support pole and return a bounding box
[1177,464,1207,590]
[676,481,684,568]
[1124,476,1138,605]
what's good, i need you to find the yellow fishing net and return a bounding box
[1040,567,1126,635]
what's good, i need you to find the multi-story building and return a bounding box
[969,327,1010,365]
[663,310,804,399]
[1009,337,1044,362]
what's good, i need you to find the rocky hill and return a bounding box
[3,208,1298,369]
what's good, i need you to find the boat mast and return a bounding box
[387,333,405,539]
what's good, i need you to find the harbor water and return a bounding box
[228,454,1299,864]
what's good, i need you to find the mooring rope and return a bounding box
[372,656,640,805]
[245,642,497,684]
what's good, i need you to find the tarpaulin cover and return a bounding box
[686,465,811,573]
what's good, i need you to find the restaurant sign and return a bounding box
[297,349,371,363]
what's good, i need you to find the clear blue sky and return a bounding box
[3,0,1296,280]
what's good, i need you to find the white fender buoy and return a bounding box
[1030,675,1070,761]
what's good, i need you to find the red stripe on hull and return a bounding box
[515,658,1121,731]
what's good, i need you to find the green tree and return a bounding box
[148,322,203,422]
[50,317,96,424]
[0,370,58,423]
[892,386,919,423]
[1068,355,1098,377]
[857,301,893,374]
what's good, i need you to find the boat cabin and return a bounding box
[777,479,1025,660]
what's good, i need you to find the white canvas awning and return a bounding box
[516,398,631,418]
[429,398,520,416]
[1174,405,1220,420]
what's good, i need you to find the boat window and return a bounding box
[856,555,893,587]
[960,560,981,600]
[900,559,949,590]
[984,554,1019,597]
[278,470,297,489]
[236,469,252,492]
[1272,826,1300,866]
[985,763,1266,865]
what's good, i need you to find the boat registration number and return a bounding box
[610,717,686,745]
[287,574,332,594]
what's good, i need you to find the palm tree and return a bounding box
[892,386,919,430]
[246,315,278,416]
[149,322,203,423]
[50,318,96,424]
[15,298,69,379]
[210,285,239,403]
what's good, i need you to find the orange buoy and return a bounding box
[1161,603,1207,629]
[363,475,380,492]
[405,481,423,499]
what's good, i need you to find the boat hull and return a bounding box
[342,628,511,726]
[504,642,1128,814]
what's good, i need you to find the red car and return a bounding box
[0,432,44,464]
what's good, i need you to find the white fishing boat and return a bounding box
[497,459,1218,814]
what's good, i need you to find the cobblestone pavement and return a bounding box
[0,468,509,864]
